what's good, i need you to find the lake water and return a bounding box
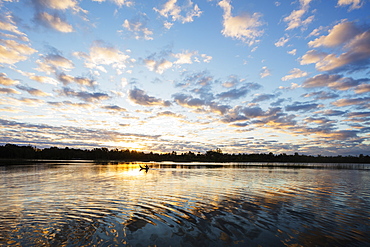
[1,161,370,246]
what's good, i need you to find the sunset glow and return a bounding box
[0,0,369,155]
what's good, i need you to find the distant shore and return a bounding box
[1,144,369,164]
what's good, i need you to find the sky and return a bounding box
[0,0,370,156]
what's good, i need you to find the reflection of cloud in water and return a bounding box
[0,163,369,246]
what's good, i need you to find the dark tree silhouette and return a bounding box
[0,144,369,164]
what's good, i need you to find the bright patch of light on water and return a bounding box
[0,162,369,246]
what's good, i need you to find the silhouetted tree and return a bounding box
[0,144,370,163]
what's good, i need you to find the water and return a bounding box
[1,161,370,246]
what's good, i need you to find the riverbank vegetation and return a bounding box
[1,144,369,163]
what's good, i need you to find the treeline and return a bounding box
[0,144,370,163]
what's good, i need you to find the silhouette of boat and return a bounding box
[139,164,149,171]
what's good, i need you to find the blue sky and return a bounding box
[1,0,369,155]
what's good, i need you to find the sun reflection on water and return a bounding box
[0,162,369,246]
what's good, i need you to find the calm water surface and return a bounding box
[1,161,370,246]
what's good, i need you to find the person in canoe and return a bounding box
[139,164,149,171]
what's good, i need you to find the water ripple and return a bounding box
[1,163,370,246]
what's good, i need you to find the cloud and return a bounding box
[173,93,229,115]
[347,111,370,118]
[281,68,308,81]
[313,129,359,141]
[302,91,339,100]
[155,111,184,119]
[285,102,321,112]
[55,72,97,87]
[48,100,92,109]
[33,0,78,10]
[304,116,334,125]
[173,93,205,109]
[30,75,59,85]
[270,98,286,107]
[302,74,367,91]
[317,109,346,116]
[308,26,326,37]
[308,22,361,48]
[74,41,130,72]
[275,36,289,47]
[0,13,29,41]
[15,70,59,85]
[0,39,37,64]
[92,0,133,7]
[182,71,214,87]
[16,85,52,97]
[0,118,161,150]
[175,71,216,103]
[102,105,127,112]
[163,21,174,29]
[57,87,110,102]
[36,12,74,33]
[1,0,368,155]
[221,75,242,88]
[283,0,314,30]
[73,77,97,87]
[128,87,171,107]
[252,93,278,103]
[121,13,153,40]
[287,49,297,55]
[31,0,88,19]
[217,83,260,100]
[253,108,294,129]
[218,0,264,46]
[200,54,212,63]
[56,73,74,85]
[173,50,197,64]
[0,87,21,94]
[36,53,74,74]
[328,77,365,91]
[260,66,271,78]
[300,49,326,65]
[13,97,45,106]
[30,0,88,32]
[331,97,370,107]
[209,103,230,115]
[144,58,173,74]
[301,21,370,72]
[0,73,19,86]
[355,83,370,94]
[278,82,300,90]
[172,50,212,65]
[143,50,211,74]
[154,0,202,25]
[337,0,363,10]
[221,105,281,124]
